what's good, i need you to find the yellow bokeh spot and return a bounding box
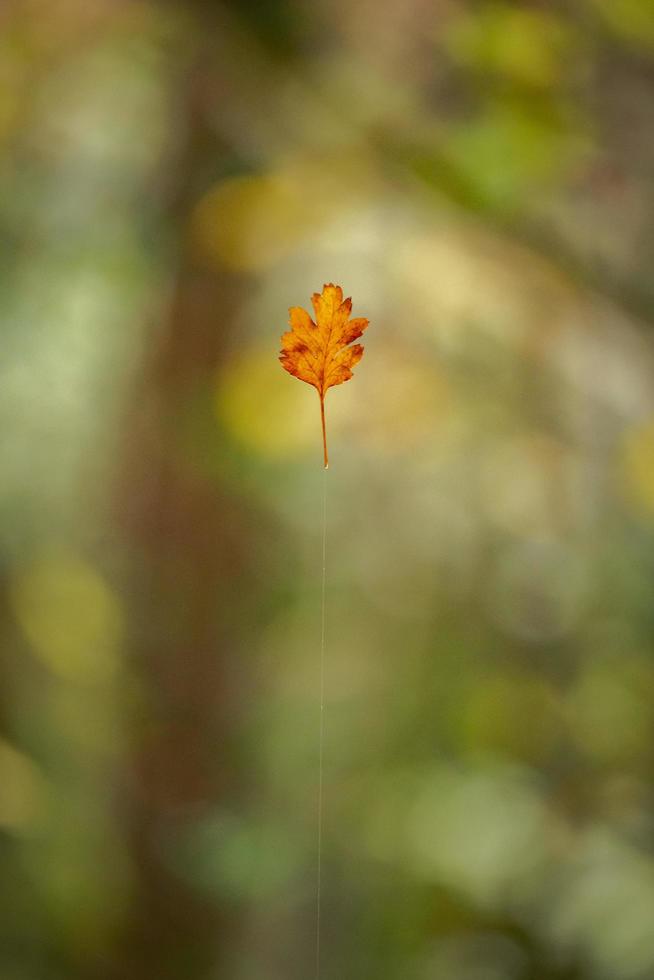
[590,0,654,45]
[569,659,653,763]
[620,420,654,517]
[190,154,377,272]
[0,739,46,832]
[461,673,560,762]
[10,552,123,683]
[445,5,571,88]
[217,349,317,460]
[191,173,309,271]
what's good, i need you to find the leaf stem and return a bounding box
[319,393,328,469]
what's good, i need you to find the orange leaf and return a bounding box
[279,284,369,468]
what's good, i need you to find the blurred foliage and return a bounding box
[2,1,654,979]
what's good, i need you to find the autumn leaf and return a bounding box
[279,283,369,468]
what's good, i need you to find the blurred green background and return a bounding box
[2,1,654,978]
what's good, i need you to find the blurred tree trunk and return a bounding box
[111,17,253,978]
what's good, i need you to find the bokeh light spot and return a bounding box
[10,552,123,683]
[217,348,316,460]
[191,174,309,271]
[620,419,654,518]
[0,739,46,833]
